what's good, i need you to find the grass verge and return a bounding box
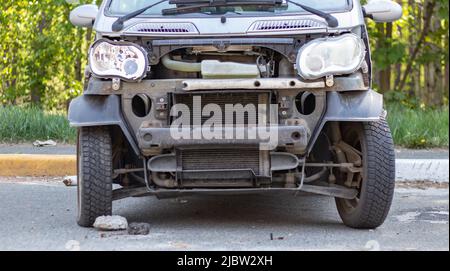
[386,103,449,148]
[0,106,76,144]
[0,104,448,149]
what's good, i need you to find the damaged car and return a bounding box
[68,0,402,228]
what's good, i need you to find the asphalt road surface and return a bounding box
[0,178,448,251]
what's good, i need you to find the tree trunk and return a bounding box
[74,28,84,82]
[31,14,47,106]
[445,60,449,103]
[396,0,436,93]
[394,23,402,87]
[430,14,443,106]
[444,17,449,104]
[379,23,393,93]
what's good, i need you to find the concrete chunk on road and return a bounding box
[128,222,151,235]
[62,176,77,186]
[94,216,128,231]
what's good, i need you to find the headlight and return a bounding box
[89,39,148,81]
[296,34,366,80]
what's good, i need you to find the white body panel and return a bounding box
[93,0,366,37]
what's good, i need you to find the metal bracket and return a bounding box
[155,96,169,120]
[279,96,292,119]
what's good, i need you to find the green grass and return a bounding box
[0,104,448,149]
[0,106,76,144]
[386,103,449,148]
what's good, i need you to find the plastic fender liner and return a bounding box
[307,89,383,154]
[68,95,140,155]
[324,89,383,122]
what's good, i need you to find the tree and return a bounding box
[0,0,449,110]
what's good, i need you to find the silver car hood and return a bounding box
[94,0,365,38]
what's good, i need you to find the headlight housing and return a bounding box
[296,34,366,80]
[89,39,148,81]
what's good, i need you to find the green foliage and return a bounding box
[372,40,406,70]
[0,106,76,143]
[0,0,448,111]
[0,0,96,110]
[367,0,448,107]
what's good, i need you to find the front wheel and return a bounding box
[335,118,396,229]
[77,127,113,227]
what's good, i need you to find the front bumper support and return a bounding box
[138,125,308,150]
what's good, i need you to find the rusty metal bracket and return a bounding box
[332,141,363,188]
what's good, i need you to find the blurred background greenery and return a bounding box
[0,0,448,147]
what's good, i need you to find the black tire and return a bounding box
[77,126,113,227]
[335,118,395,229]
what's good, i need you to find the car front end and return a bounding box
[69,0,402,229]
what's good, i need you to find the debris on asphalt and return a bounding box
[65,240,81,251]
[171,198,189,204]
[270,233,285,241]
[93,215,128,231]
[63,176,77,187]
[33,140,57,147]
[127,222,151,235]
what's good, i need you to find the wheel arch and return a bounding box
[68,95,140,155]
[307,89,384,154]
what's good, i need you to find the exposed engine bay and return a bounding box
[75,36,370,192]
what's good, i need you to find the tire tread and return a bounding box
[337,118,396,229]
[77,127,112,227]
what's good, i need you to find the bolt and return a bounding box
[325,75,334,87]
[112,78,121,91]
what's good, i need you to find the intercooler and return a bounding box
[180,147,260,173]
[177,147,270,187]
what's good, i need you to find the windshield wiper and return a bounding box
[112,0,169,32]
[285,0,338,27]
[170,0,282,4]
[164,0,338,27]
[162,0,284,15]
[112,0,338,32]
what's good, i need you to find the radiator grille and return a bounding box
[173,92,264,126]
[248,19,325,32]
[181,148,260,174]
[125,23,199,34]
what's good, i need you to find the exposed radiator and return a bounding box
[180,148,261,175]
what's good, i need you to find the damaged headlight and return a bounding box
[89,39,148,81]
[296,34,366,80]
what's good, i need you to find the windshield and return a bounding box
[107,0,351,16]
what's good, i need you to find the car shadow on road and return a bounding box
[114,192,349,230]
